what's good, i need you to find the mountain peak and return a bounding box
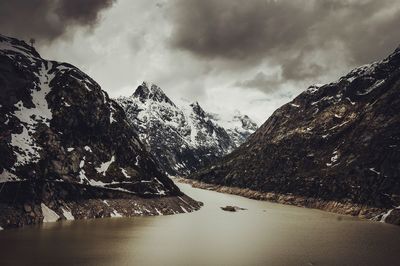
[133,82,175,106]
[232,113,258,131]
[0,34,41,59]
[190,101,206,118]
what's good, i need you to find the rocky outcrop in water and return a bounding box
[220,205,246,212]
[0,34,201,229]
[189,46,400,224]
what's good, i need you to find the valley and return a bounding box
[1,1,400,265]
[1,182,400,266]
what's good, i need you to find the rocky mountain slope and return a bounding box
[0,35,200,229]
[116,83,257,176]
[190,46,400,224]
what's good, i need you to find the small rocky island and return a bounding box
[221,206,247,212]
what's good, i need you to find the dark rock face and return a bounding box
[190,47,400,223]
[221,206,236,212]
[0,35,200,229]
[220,206,246,212]
[116,82,257,176]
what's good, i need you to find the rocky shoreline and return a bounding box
[187,46,400,229]
[0,181,202,230]
[175,177,400,225]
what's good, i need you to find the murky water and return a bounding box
[1,182,400,266]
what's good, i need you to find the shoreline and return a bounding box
[0,181,202,230]
[0,195,202,230]
[174,177,393,223]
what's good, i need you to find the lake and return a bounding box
[0,182,399,266]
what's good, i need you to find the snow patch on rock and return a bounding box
[111,210,123,218]
[0,169,20,183]
[41,203,60,223]
[10,63,54,167]
[120,168,131,178]
[96,155,115,176]
[62,207,75,220]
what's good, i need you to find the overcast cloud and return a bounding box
[0,0,115,42]
[1,0,400,124]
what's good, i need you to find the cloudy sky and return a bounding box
[1,0,400,124]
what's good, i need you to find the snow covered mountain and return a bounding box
[116,82,257,176]
[207,111,258,147]
[0,35,200,229]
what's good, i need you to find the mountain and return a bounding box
[0,35,200,229]
[207,111,258,147]
[189,46,400,225]
[116,82,257,176]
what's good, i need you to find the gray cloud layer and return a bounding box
[234,72,281,94]
[0,0,115,42]
[169,0,400,92]
[2,0,400,123]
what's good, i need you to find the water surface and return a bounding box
[1,182,399,266]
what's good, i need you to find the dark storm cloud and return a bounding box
[169,0,315,60]
[0,0,115,42]
[169,0,400,92]
[56,0,115,25]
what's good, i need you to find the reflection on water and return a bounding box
[1,183,400,266]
